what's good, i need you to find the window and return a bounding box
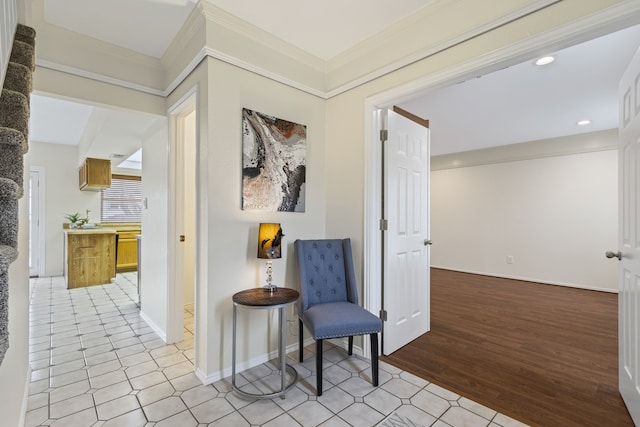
[101,175,142,223]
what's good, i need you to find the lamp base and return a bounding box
[263,284,277,293]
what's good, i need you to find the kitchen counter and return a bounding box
[65,228,117,235]
[63,228,116,288]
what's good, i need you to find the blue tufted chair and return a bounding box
[294,238,382,396]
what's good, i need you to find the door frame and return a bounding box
[363,7,640,352]
[29,166,46,278]
[167,87,199,345]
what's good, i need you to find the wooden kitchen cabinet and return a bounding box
[64,229,116,288]
[79,158,111,191]
[99,223,141,272]
[116,230,139,272]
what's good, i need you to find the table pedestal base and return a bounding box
[232,364,298,400]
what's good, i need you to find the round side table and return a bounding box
[231,287,299,399]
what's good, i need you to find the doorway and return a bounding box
[363,21,640,354]
[167,90,198,347]
[29,167,45,278]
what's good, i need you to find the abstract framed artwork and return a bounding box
[242,108,306,212]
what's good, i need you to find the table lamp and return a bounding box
[257,223,283,293]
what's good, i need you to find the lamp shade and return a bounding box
[257,223,283,259]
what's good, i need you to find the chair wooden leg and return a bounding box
[370,333,379,386]
[299,319,304,362]
[348,336,353,355]
[316,339,323,396]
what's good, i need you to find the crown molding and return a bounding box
[325,0,562,97]
[161,0,207,74]
[365,0,640,110]
[36,59,165,97]
[431,129,618,171]
[198,1,325,73]
[327,0,560,73]
[32,0,640,104]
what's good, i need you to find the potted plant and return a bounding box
[65,212,81,228]
[65,210,91,228]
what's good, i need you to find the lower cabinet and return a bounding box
[116,231,139,272]
[64,230,116,289]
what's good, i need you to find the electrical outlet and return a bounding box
[506,255,514,264]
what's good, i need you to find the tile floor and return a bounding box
[24,273,529,427]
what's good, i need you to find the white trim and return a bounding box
[198,338,316,385]
[35,1,640,102]
[140,310,168,342]
[363,6,639,344]
[431,266,618,294]
[431,130,618,171]
[164,48,207,97]
[200,46,326,99]
[166,86,199,351]
[326,0,561,98]
[35,59,165,97]
[29,166,46,278]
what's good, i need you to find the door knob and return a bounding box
[605,250,621,260]
[424,239,432,246]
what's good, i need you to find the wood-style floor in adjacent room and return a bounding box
[381,268,633,427]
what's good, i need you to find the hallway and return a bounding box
[24,274,527,426]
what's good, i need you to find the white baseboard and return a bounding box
[139,311,167,342]
[195,336,369,386]
[432,266,618,293]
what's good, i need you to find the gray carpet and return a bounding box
[0,23,35,366]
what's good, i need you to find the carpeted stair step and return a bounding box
[14,24,36,48]
[0,245,14,365]
[0,89,29,147]
[0,246,17,265]
[0,128,25,197]
[9,40,35,72]
[0,178,19,250]
[0,249,9,365]
[3,62,32,101]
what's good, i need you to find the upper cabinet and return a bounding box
[79,158,111,191]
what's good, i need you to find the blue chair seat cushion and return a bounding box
[301,301,382,340]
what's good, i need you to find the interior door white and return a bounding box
[383,109,430,355]
[29,170,40,277]
[618,46,640,425]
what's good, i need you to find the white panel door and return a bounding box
[618,45,640,425]
[383,109,430,355]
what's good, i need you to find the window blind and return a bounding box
[101,175,142,223]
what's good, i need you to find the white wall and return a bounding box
[0,154,31,427]
[140,121,169,339]
[165,57,327,381]
[183,110,196,308]
[431,147,618,291]
[29,142,102,276]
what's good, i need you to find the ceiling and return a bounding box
[29,1,640,163]
[42,0,435,61]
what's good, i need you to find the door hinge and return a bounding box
[380,129,388,142]
[379,219,388,231]
[380,310,387,322]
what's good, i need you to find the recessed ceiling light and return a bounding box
[577,119,591,126]
[535,56,555,66]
